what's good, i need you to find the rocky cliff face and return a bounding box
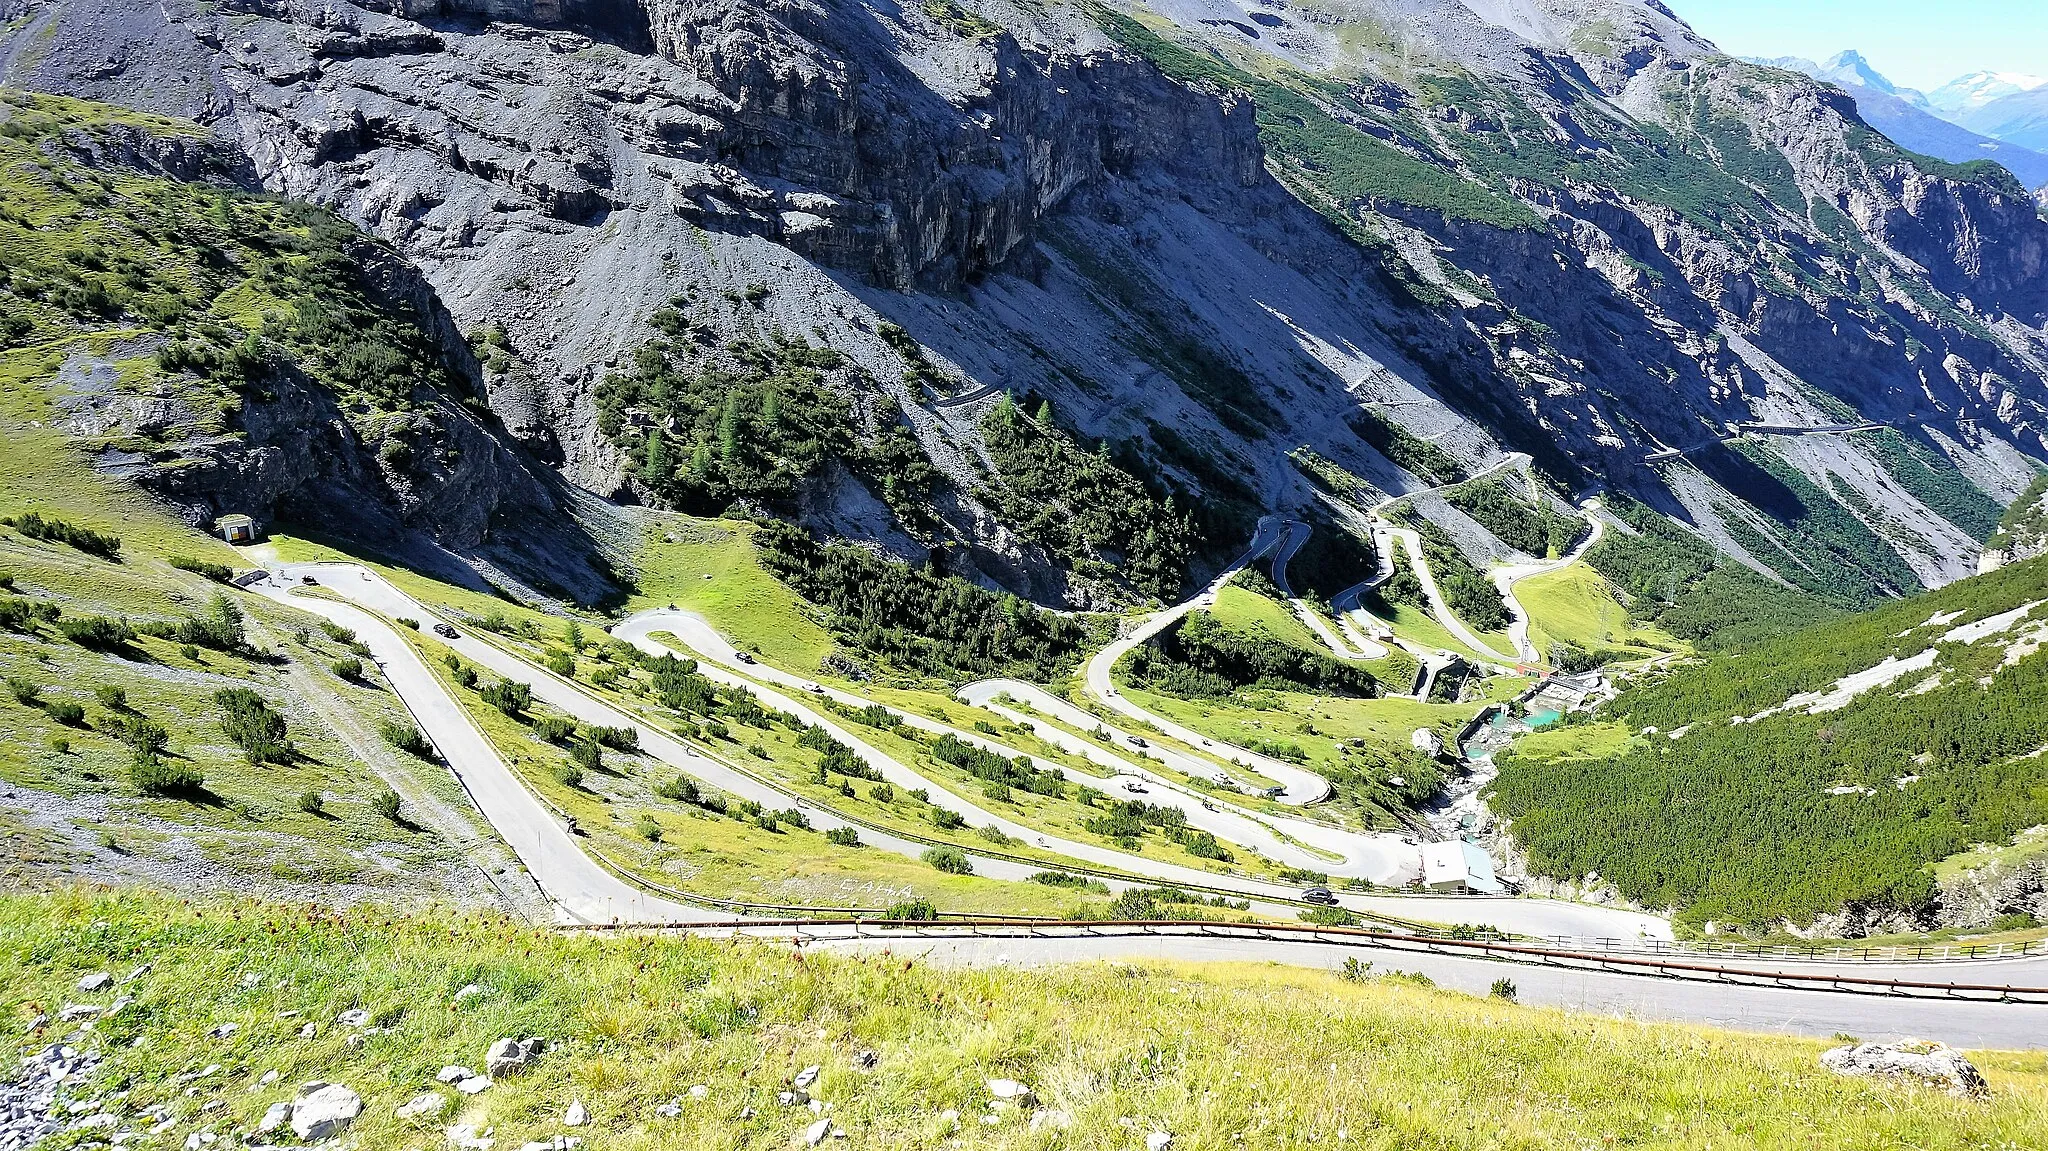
[7,0,2045,604]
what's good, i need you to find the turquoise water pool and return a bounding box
[1524,708,1562,728]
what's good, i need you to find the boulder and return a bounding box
[793,1065,821,1089]
[396,1092,449,1121]
[564,1099,588,1127]
[1147,1132,1173,1151]
[486,1036,545,1077]
[335,1009,371,1028]
[289,1082,363,1141]
[1820,1041,1989,1098]
[986,1078,1034,1107]
[76,972,114,992]
[256,1101,292,1134]
[804,1118,833,1146]
[437,1066,476,1084]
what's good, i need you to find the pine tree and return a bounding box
[718,389,742,461]
[641,426,670,488]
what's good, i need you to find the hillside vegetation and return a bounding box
[9,889,2048,1150]
[1490,555,2048,932]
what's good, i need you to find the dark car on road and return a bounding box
[1300,886,1339,905]
[432,623,458,639]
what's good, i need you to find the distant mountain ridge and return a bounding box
[1928,70,2048,117]
[1753,52,2048,192]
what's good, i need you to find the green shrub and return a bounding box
[0,596,59,632]
[479,680,531,717]
[93,684,126,711]
[634,814,663,842]
[655,775,700,803]
[169,556,233,582]
[130,756,202,797]
[215,687,290,765]
[371,789,402,822]
[1299,906,1361,927]
[532,716,578,743]
[379,719,432,758]
[1490,978,1518,1001]
[298,791,325,815]
[921,847,972,874]
[46,700,84,726]
[107,713,168,759]
[396,617,419,630]
[885,898,940,921]
[570,739,601,772]
[5,511,120,559]
[329,657,364,681]
[57,615,134,649]
[5,677,40,705]
[825,826,860,847]
[590,725,639,752]
[549,760,584,789]
[1029,870,1110,893]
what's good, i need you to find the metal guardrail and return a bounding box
[1531,935,2046,964]
[566,919,2048,1002]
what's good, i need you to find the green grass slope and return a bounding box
[8,888,2048,1150]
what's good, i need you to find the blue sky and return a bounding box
[1671,0,2048,92]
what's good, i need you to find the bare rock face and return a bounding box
[1820,1042,1989,1098]
[5,0,2047,604]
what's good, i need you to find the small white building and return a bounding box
[214,513,258,543]
[1419,839,1501,894]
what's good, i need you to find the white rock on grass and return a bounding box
[396,1092,449,1121]
[486,1037,545,1077]
[687,1084,709,1100]
[76,973,114,993]
[335,1009,371,1028]
[207,1022,239,1039]
[289,1082,363,1141]
[1147,1132,1173,1151]
[256,1101,292,1134]
[437,1066,477,1084]
[297,1023,318,1040]
[804,1118,834,1146]
[453,984,486,1003]
[1820,1041,1990,1098]
[58,1004,102,1022]
[793,1065,821,1089]
[1029,1109,1073,1131]
[564,1100,588,1127]
[986,1079,1034,1107]
[456,1075,494,1096]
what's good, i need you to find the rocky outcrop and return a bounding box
[5,0,2045,603]
[1820,1042,1989,1098]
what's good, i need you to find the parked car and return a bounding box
[1300,886,1339,905]
[433,623,458,639]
